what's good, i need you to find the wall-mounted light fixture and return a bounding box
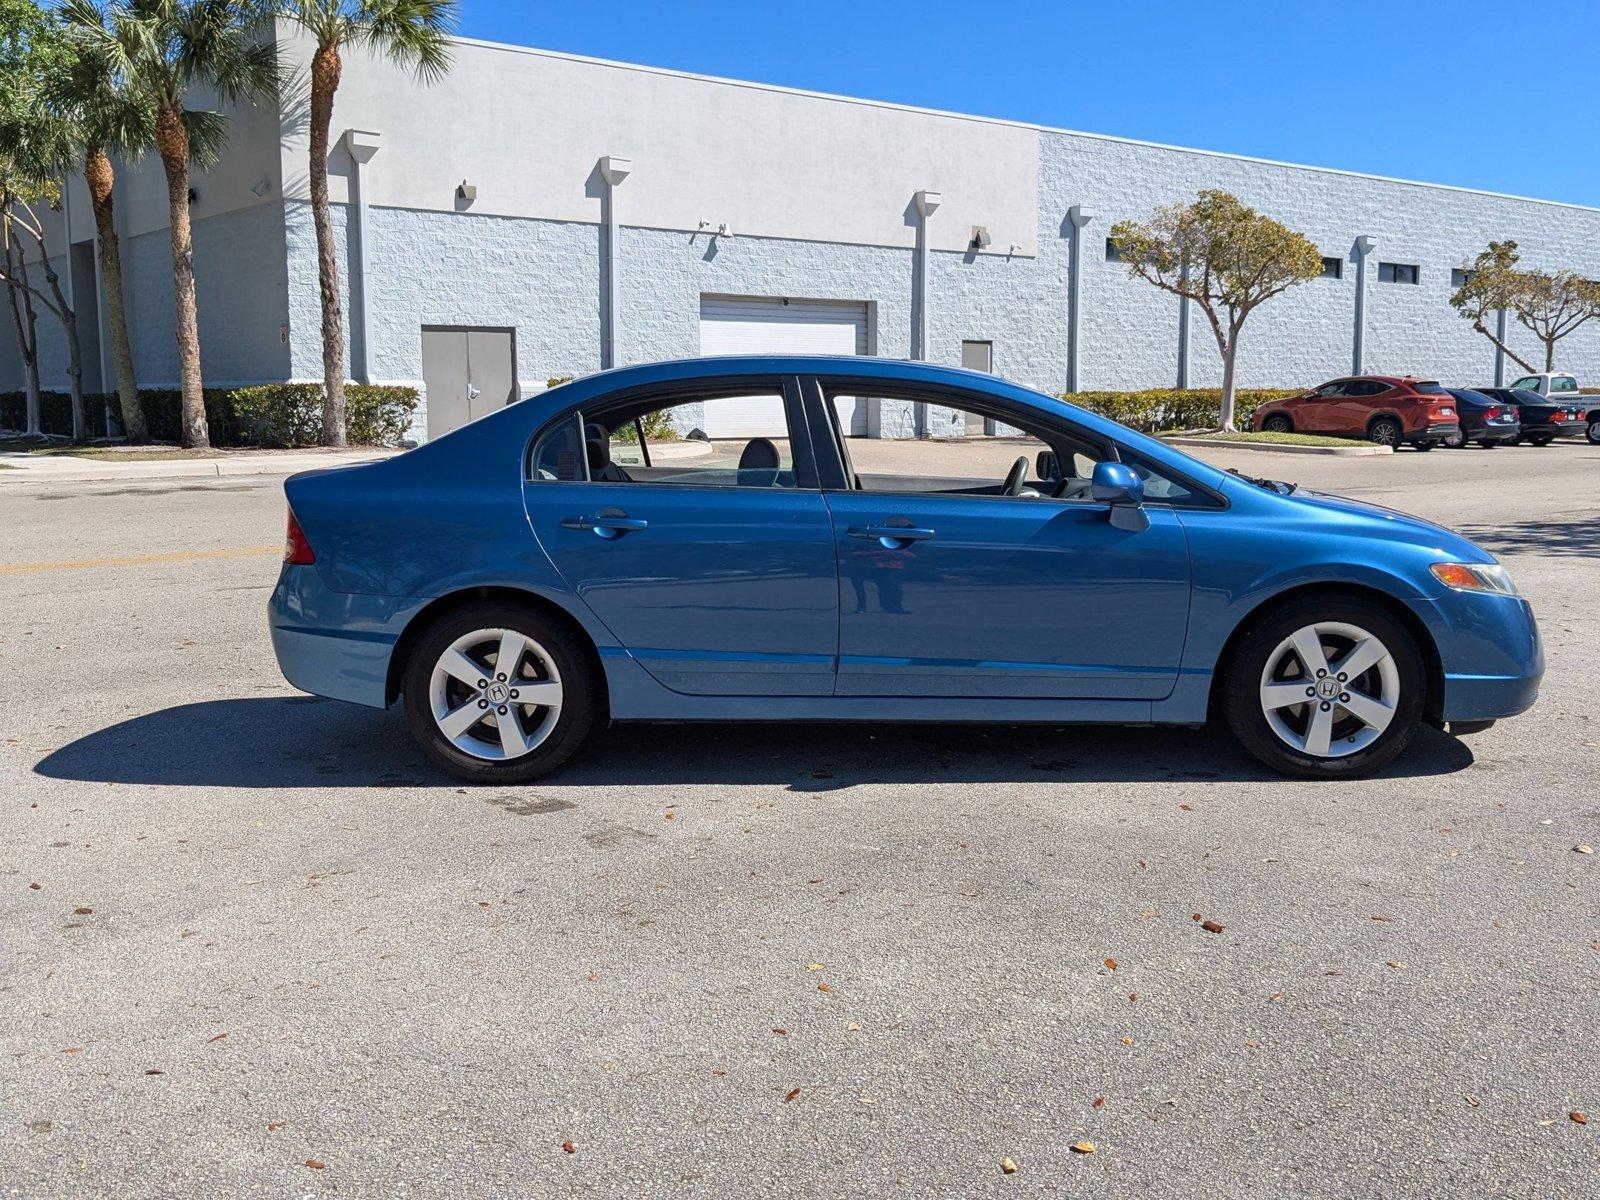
[187,187,199,206]
[969,225,991,251]
[250,177,271,197]
[455,180,477,204]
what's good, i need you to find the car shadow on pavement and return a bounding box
[35,696,1475,789]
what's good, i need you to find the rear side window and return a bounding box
[531,413,587,481]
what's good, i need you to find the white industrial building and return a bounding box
[5,23,1599,440]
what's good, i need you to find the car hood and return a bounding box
[1288,487,1496,563]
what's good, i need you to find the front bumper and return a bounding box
[1409,591,1544,723]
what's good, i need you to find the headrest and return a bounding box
[739,438,781,471]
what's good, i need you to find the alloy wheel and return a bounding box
[1369,419,1401,447]
[428,627,564,761]
[1258,621,1399,759]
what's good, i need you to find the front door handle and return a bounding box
[847,523,935,547]
[561,511,648,539]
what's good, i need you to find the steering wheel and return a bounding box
[1002,456,1030,496]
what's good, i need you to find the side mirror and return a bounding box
[1090,461,1148,532]
[1035,449,1061,482]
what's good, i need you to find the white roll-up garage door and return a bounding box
[698,295,869,437]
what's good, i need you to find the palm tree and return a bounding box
[53,0,157,440]
[278,0,453,447]
[75,0,280,448]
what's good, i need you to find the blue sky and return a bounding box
[457,0,1600,208]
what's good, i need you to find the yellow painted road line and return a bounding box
[0,545,280,576]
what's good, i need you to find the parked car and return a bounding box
[1474,387,1587,446]
[1441,389,1520,448]
[1252,376,1461,450]
[270,356,1541,782]
[1504,372,1600,444]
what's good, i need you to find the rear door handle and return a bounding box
[561,512,648,538]
[847,523,935,546]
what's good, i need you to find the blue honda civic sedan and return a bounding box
[269,356,1541,781]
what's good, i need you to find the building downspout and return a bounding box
[343,130,381,384]
[1176,261,1191,390]
[910,190,941,436]
[1494,308,1507,386]
[1066,205,1094,393]
[1352,235,1376,375]
[598,157,631,371]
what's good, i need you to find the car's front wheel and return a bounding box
[1587,417,1600,445]
[1261,413,1293,434]
[402,602,598,783]
[1222,596,1425,778]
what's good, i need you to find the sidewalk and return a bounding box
[0,447,401,485]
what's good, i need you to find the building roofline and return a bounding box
[445,31,1600,217]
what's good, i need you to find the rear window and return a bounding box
[1510,390,1543,404]
[1412,381,1449,395]
[1551,375,1579,393]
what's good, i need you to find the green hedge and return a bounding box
[1063,388,1302,433]
[0,383,419,447]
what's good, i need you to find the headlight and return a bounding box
[1431,561,1521,597]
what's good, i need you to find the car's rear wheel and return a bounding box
[1222,596,1425,779]
[1368,417,1402,447]
[1477,439,1501,449]
[1528,435,1554,447]
[1442,428,1466,448]
[402,602,598,783]
[1261,413,1293,434]
[1587,417,1600,445]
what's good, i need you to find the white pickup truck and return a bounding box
[1506,372,1600,443]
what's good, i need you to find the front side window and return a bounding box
[822,388,1201,506]
[531,389,800,488]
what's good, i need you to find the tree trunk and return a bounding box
[1544,339,1556,372]
[4,229,43,437]
[309,39,348,447]
[155,105,209,449]
[1473,315,1535,375]
[85,146,146,440]
[1219,342,1238,432]
[34,244,85,441]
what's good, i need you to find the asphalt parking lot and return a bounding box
[3,441,1598,1198]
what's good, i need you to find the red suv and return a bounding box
[1252,376,1462,451]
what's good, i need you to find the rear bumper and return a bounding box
[1523,422,1588,440]
[1415,422,1460,443]
[1473,425,1520,442]
[268,566,425,709]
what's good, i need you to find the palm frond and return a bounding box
[355,0,456,83]
[179,105,229,167]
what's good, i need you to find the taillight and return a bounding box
[1484,406,1502,419]
[1551,410,1566,422]
[284,508,316,565]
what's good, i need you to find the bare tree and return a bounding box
[0,186,88,438]
[1110,190,1324,431]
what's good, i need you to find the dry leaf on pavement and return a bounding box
[784,1088,801,1103]
[1201,920,1225,934]
[1000,1157,1018,1174]
[1071,1140,1096,1154]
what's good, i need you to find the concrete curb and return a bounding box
[0,449,401,485]
[1162,436,1394,457]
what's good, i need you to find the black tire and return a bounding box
[1587,418,1600,445]
[1442,429,1466,449]
[1261,413,1293,434]
[1368,416,1403,447]
[1410,440,1434,452]
[401,601,599,783]
[1477,440,1500,449]
[1529,435,1554,447]
[1221,595,1426,779]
